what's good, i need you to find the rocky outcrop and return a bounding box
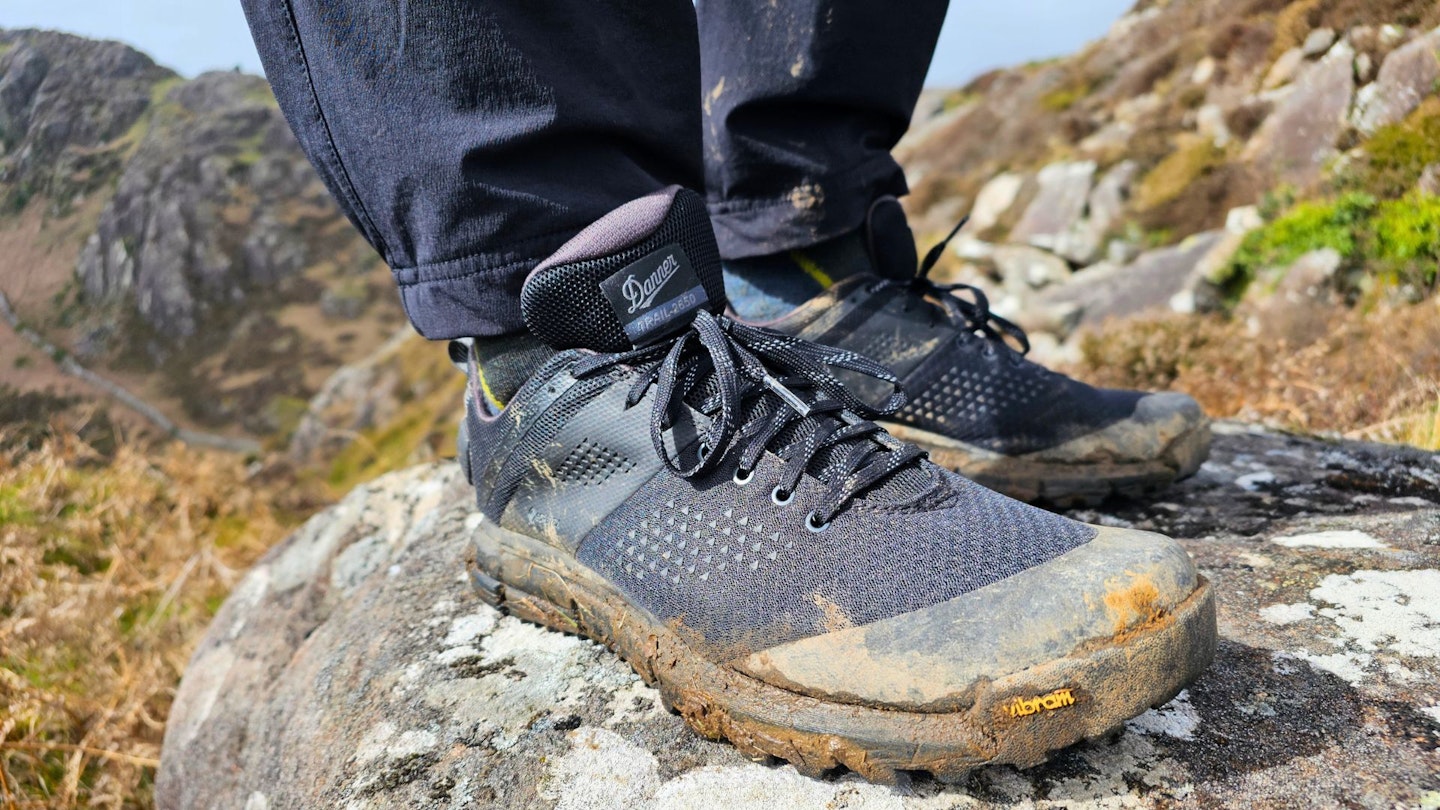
[0,29,172,211]
[1244,41,1356,190]
[160,426,1440,808]
[1352,26,1440,135]
[75,71,352,341]
[1008,161,1096,253]
[1026,230,1233,339]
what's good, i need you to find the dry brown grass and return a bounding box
[0,433,312,808]
[1072,298,1440,449]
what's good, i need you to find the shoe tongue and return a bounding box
[864,196,919,281]
[521,187,729,353]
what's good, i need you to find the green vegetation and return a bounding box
[1221,190,1440,299]
[1370,195,1440,287]
[1041,85,1086,112]
[1342,100,1440,199]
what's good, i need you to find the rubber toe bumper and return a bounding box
[885,391,1212,505]
[733,526,1203,709]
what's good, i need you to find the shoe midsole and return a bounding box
[467,515,1218,773]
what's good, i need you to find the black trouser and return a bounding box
[240,0,948,339]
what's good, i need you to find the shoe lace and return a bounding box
[570,310,927,525]
[868,216,1031,356]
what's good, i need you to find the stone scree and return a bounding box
[158,425,1440,808]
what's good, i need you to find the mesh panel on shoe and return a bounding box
[556,439,637,488]
[576,462,1095,659]
[896,342,1144,455]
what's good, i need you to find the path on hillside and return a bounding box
[0,289,262,454]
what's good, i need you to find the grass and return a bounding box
[1134,137,1229,212]
[322,337,465,495]
[0,434,312,807]
[1342,99,1440,199]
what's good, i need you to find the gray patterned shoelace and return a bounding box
[869,216,1032,355]
[571,310,927,526]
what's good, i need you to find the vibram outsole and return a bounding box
[467,518,1218,785]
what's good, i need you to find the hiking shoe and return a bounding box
[748,198,1212,507]
[456,186,1216,783]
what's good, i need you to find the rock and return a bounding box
[1262,47,1305,90]
[1225,205,1264,234]
[1078,120,1134,160]
[1190,56,1217,85]
[158,428,1440,808]
[1032,231,1230,335]
[1053,160,1138,265]
[966,172,1025,233]
[1302,28,1338,59]
[1351,27,1440,135]
[992,244,1071,293]
[1106,239,1140,265]
[1418,164,1440,196]
[288,329,414,464]
[1355,52,1376,84]
[1245,42,1355,189]
[1241,248,1342,346]
[76,71,357,341]
[949,234,994,261]
[1196,104,1231,148]
[1008,161,1096,251]
[0,30,172,208]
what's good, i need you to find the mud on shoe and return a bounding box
[456,186,1217,783]
[750,197,1212,507]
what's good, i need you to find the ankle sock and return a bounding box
[721,230,872,321]
[468,332,554,413]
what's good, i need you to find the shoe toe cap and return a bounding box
[732,526,1201,709]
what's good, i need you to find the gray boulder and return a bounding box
[1028,231,1229,337]
[1008,161,1095,251]
[1245,42,1355,190]
[966,172,1025,234]
[158,428,1440,808]
[1053,160,1138,266]
[993,243,1071,294]
[1239,248,1343,347]
[1262,47,1306,90]
[1352,27,1440,135]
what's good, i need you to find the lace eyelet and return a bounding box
[733,467,754,486]
[771,486,794,507]
[805,511,830,533]
[698,441,712,460]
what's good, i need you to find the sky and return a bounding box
[0,0,1135,87]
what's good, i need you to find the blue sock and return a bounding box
[722,231,871,321]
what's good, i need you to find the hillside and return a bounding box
[0,29,406,447]
[897,0,1440,445]
[4,6,1440,805]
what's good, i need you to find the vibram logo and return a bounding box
[1004,688,1076,718]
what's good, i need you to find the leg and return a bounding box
[240,0,704,340]
[698,0,949,260]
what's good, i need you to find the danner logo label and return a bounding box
[621,253,680,313]
[1004,688,1076,718]
[601,243,711,347]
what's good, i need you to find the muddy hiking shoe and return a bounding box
[743,197,1212,507]
[455,186,1217,784]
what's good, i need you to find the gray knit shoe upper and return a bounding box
[757,197,1211,504]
